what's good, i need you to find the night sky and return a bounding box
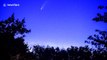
[0,0,107,48]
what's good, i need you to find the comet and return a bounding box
[40,1,47,11]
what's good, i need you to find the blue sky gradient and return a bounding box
[0,0,107,48]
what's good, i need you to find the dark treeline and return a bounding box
[31,45,107,60]
[0,6,107,60]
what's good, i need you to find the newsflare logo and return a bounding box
[3,3,20,7]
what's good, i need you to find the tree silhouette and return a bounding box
[0,14,30,60]
[93,5,107,22]
[86,5,107,50]
[85,5,107,60]
[32,45,93,60]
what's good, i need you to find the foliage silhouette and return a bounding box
[86,5,107,50]
[33,45,107,60]
[85,5,107,60]
[93,5,107,22]
[0,14,30,60]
